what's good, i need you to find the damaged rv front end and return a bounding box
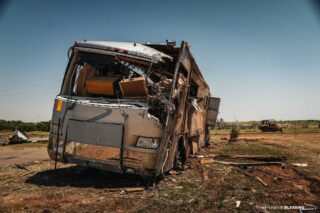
[48,40,220,177]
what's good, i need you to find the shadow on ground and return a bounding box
[25,165,146,189]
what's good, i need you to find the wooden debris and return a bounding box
[196,154,216,159]
[200,158,215,164]
[14,164,29,171]
[219,154,287,162]
[13,160,50,169]
[19,170,37,177]
[188,198,195,203]
[291,163,308,167]
[200,159,285,167]
[233,167,268,187]
[124,187,144,193]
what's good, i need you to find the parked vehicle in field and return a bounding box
[258,119,283,133]
[48,40,220,177]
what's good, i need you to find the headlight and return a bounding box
[136,137,160,149]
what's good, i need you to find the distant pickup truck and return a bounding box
[48,40,220,178]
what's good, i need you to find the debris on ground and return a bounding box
[8,129,28,144]
[291,163,308,167]
[0,138,9,146]
[14,164,29,171]
[200,159,285,167]
[233,167,268,187]
[19,170,37,177]
[124,187,144,193]
[236,200,241,208]
[1,131,320,212]
[0,129,29,146]
[218,154,287,162]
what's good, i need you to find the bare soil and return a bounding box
[0,132,319,212]
[0,146,48,167]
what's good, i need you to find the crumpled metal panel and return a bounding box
[206,97,221,126]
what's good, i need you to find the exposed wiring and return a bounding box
[115,89,128,120]
[146,62,153,78]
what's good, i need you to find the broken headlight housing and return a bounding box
[136,137,160,149]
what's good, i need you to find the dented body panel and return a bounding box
[48,40,220,177]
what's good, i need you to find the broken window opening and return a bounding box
[189,80,199,98]
[61,51,176,124]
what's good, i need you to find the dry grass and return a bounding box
[0,131,319,212]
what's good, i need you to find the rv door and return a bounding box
[206,97,220,126]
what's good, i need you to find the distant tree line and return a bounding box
[215,119,320,130]
[0,120,50,132]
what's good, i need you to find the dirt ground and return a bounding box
[0,131,320,212]
[0,146,48,167]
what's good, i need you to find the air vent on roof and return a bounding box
[166,40,176,47]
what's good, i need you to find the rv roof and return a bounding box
[75,40,173,63]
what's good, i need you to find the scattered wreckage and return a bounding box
[0,129,29,146]
[48,40,220,177]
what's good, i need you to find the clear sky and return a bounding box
[0,0,319,122]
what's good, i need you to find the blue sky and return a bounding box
[0,0,319,122]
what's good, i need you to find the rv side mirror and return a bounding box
[206,97,220,126]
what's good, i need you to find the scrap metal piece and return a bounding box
[1,129,29,146]
[206,97,220,126]
[0,138,9,146]
[10,129,28,143]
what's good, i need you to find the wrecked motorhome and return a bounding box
[48,40,220,177]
